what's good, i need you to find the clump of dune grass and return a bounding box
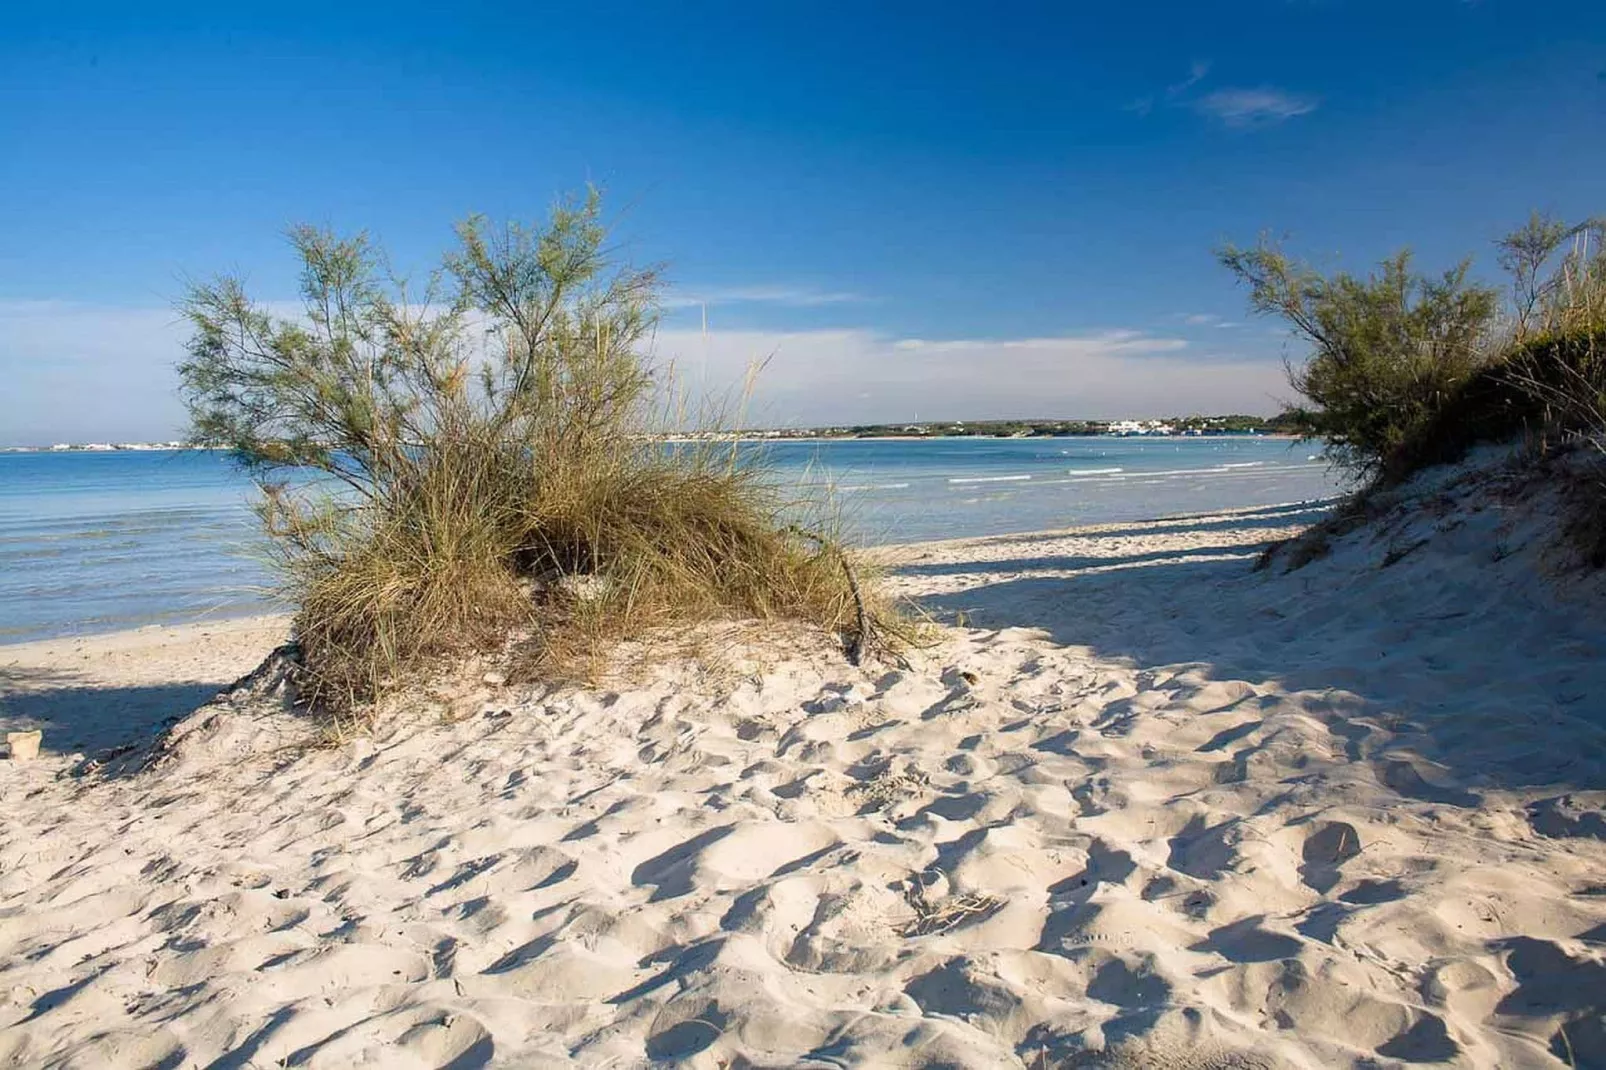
[179,188,903,723]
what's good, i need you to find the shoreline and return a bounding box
[885,494,1340,551]
[2,432,1311,454]
[1,501,1339,757]
[0,497,1342,651]
[0,607,292,651]
[0,499,1346,758]
[3,441,1335,649]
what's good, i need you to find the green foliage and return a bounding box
[179,190,893,719]
[181,189,657,495]
[1219,240,1501,477]
[1386,329,1606,480]
[1223,213,1606,488]
[1497,213,1606,343]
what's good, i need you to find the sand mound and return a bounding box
[2,476,1604,1067]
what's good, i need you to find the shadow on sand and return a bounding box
[896,502,1606,798]
[963,501,1338,548]
[0,665,230,756]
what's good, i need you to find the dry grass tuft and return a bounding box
[897,875,1005,938]
[847,765,930,813]
[180,190,907,722]
[1557,453,1606,569]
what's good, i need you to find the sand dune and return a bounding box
[2,463,1605,1067]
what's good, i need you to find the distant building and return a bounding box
[1108,419,1177,436]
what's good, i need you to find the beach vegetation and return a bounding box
[178,189,900,721]
[1219,240,1500,478]
[1231,213,1606,573]
[1223,215,1606,484]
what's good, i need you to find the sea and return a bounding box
[0,437,1342,643]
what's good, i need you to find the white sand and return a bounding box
[2,462,1605,1068]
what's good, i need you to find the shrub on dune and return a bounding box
[1375,217,1606,479]
[1387,327,1606,480]
[1218,240,1500,479]
[1222,215,1606,484]
[179,189,896,722]
[1227,213,1606,570]
[1490,216,1606,451]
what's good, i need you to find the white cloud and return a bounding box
[1168,59,1213,98]
[1180,313,1241,329]
[0,300,1291,445]
[1132,64,1318,130]
[888,329,1182,356]
[664,284,867,310]
[0,300,190,445]
[1192,87,1319,127]
[651,326,1287,425]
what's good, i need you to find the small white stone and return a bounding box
[557,574,615,601]
[482,671,507,687]
[6,730,42,762]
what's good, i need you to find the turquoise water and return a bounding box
[0,438,1339,642]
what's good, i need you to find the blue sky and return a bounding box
[3,0,1605,443]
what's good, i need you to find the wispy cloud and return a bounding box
[0,298,1293,442]
[664,284,867,310]
[889,329,1184,357]
[1180,313,1240,329]
[1128,60,1213,117]
[1168,59,1212,98]
[1130,63,1318,130]
[1192,86,1319,128]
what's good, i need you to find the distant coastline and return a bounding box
[719,413,1299,441]
[2,414,1304,453]
[0,441,192,454]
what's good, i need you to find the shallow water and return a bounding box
[760,435,1340,543]
[0,438,1340,641]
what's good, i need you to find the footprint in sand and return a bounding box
[1297,820,1362,893]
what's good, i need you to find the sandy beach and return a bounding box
[3,468,1605,1068]
[12,3,1606,1066]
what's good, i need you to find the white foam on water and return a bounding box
[948,474,1032,484]
[1119,463,1314,479]
[1066,467,1124,475]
